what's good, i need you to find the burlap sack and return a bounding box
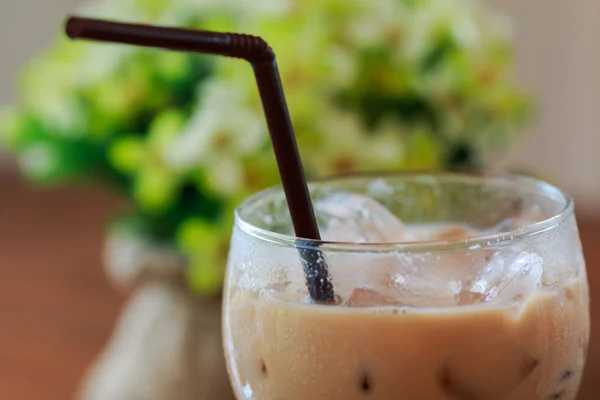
[78,233,235,400]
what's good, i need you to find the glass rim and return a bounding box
[234,171,574,253]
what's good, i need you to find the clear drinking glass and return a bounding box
[222,172,589,400]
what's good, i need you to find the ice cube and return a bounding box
[369,245,498,308]
[339,247,489,308]
[347,273,464,308]
[315,193,406,243]
[388,267,465,307]
[345,288,403,307]
[464,251,543,304]
[440,337,538,399]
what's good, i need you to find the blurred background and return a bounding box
[2,0,599,212]
[0,0,598,399]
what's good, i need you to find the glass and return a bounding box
[222,172,589,400]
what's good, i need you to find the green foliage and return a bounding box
[0,0,533,296]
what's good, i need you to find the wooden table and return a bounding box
[0,175,598,399]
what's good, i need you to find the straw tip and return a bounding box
[64,16,83,39]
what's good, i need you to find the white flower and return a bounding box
[326,46,359,88]
[162,81,266,171]
[232,0,296,19]
[76,45,131,87]
[306,108,404,176]
[451,14,481,50]
[344,0,404,47]
[21,59,86,135]
[76,0,142,21]
[367,120,406,168]
[201,156,244,196]
[20,144,55,179]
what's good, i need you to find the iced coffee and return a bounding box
[223,174,590,400]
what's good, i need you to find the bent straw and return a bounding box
[65,17,336,303]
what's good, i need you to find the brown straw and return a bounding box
[65,17,335,303]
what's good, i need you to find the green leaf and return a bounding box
[403,130,440,170]
[17,139,96,183]
[337,90,438,130]
[187,258,225,296]
[148,109,186,150]
[176,218,221,254]
[133,165,179,214]
[0,110,45,151]
[421,34,457,73]
[108,136,146,173]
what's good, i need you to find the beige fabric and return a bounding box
[78,233,235,400]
